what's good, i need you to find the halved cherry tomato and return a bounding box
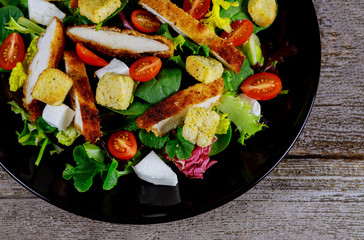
[131,9,161,33]
[241,72,282,101]
[0,33,25,70]
[183,0,211,20]
[221,20,254,47]
[129,56,162,82]
[75,43,108,67]
[108,131,138,160]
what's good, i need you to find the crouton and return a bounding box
[96,72,134,110]
[248,0,277,28]
[32,68,73,106]
[182,107,220,147]
[185,56,224,84]
[78,0,121,23]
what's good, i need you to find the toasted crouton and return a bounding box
[186,56,224,84]
[78,0,121,23]
[32,68,73,106]
[248,0,277,28]
[96,72,134,110]
[182,107,220,147]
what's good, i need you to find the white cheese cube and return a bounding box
[239,93,261,117]
[42,104,75,131]
[133,151,178,186]
[95,58,130,79]
[28,0,66,26]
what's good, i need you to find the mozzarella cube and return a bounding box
[239,93,261,117]
[95,58,130,79]
[28,0,66,26]
[133,151,178,186]
[42,104,75,130]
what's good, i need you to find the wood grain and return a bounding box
[0,0,363,239]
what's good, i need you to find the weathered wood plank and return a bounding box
[0,182,362,240]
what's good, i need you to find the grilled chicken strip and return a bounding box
[63,51,102,144]
[23,17,65,120]
[136,78,224,137]
[66,25,174,59]
[139,0,245,73]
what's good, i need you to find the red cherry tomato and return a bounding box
[129,56,162,82]
[241,72,282,101]
[75,43,108,67]
[107,131,138,160]
[0,33,25,70]
[183,0,211,20]
[131,9,161,33]
[221,20,254,46]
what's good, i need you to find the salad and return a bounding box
[0,0,295,192]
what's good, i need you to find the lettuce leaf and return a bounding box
[135,68,181,104]
[223,58,254,91]
[216,94,265,145]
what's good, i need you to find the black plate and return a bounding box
[0,0,320,224]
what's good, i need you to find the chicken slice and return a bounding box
[138,0,245,73]
[23,17,65,120]
[66,25,174,59]
[63,51,102,144]
[136,78,224,137]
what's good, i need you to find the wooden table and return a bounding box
[0,0,363,239]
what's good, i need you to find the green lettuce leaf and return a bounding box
[216,94,265,145]
[223,58,254,91]
[63,145,109,192]
[165,127,194,159]
[135,68,182,104]
[139,130,169,149]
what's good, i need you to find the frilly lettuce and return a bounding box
[9,62,27,92]
[201,0,239,33]
[56,124,81,146]
[216,93,266,145]
[215,113,231,134]
[24,35,39,69]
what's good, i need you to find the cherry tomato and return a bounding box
[0,33,25,70]
[131,9,161,33]
[129,56,162,82]
[241,72,282,101]
[108,131,138,160]
[221,20,254,47]
[183,0,211,20]
[75,43,108,67]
